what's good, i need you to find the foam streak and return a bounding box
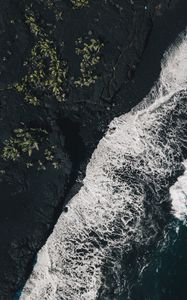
[20,30,187,300]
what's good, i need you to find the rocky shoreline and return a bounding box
[0,0,186,299]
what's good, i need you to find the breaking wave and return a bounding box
[20,29,187,300]
[170,160,187,225]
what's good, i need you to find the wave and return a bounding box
[20,29,187,300]
[170,160,187,224]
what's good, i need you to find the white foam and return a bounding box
[170,160,187,224]
[20,30,187,299]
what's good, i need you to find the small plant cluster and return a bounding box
[14,8,68,106]
[1,128,62,171]
[71,0,90,9]
[38,0,63,21]
[74,37,104,87]
[3,6,66,173]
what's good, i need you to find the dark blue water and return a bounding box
[127,221,187,300]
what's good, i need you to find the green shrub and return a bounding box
[14,8,68,105]
[71,0,90,8]
[2,128,46,161]
[1,128,62,171]
[74,37,104,87]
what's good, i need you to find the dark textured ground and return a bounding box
[0,0,186,299]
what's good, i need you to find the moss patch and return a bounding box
[2,128,62,171]
[71,0,90,9]
[14,7,68,105]
[74,36,104,87]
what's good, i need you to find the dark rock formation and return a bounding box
[0,0,186,298]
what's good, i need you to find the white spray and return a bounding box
[20,30,187,300]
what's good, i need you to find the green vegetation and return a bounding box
[14,8,68,105]
[39,0,64,21]
[2,6,68,172]
[71,0,90,8]
[25,9,41,37]
[74,37,104,87]
[2,128,47,161]
[1,128,62,171]
[1,4,104,174]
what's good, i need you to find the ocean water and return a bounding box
[20,29,187,300]
[118,161,187,300]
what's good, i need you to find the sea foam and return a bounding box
[20,30,187,300]
[170,160,187,224]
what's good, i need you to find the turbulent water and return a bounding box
[170,160,187,225]
[20,30,187,300]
